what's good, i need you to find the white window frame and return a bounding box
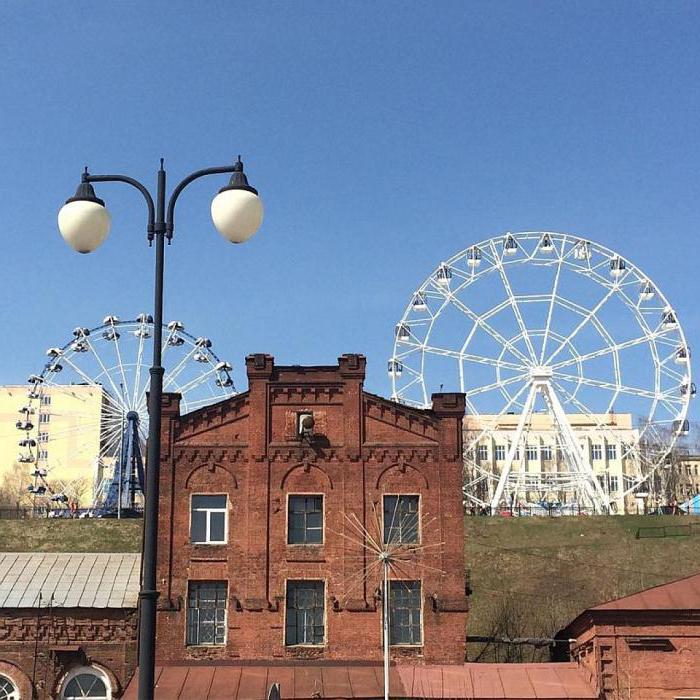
[38,432,49,443]
[60,665,111,700]
[541,446,553,461]
[525,445,538,461]
[592,444,603,461]
[39,413,50,423]
[477,445,489,461]
[0,674,18,700]
[494,445,506,461]
[190,493,228,545]
[606,444,617,460]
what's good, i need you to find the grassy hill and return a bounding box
[464,514,700,660]
[1,514,699,661]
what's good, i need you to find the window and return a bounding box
[494,445,506,461]
[187,582,227,646]
[609,476,619,492]
[61,667,110,700]
[541,446,552,461]
[190,495,227,544]
[288,495,323,544]
[38,432,48,443]
[591,444,603,460]
[285,580,324,645]
[383,495,419,544]
[477,445,488,461]
[40,395,51,406]
[0,676,18,700]
[39,413,50,423]
[389,580,422,645]
[606,444,617,460]
[38,450,48,461]
[525,445,538,461]
[597,475,606,489]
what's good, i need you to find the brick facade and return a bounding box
[0,608,137,699]
[558,575,700,700]
[154,353,469,664]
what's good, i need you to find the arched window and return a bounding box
[61,667,111,700]
[0,676,18,700]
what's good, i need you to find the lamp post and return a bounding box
[57,157,263,699]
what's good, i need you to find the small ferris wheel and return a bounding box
[16,314,235,511]
[389,232,693,512]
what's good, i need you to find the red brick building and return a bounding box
[558,572,700,700]
[0,552,138,700]
[153,353,469,665]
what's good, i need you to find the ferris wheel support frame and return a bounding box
[60,157,261,700]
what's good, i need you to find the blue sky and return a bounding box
[0,1,698,417]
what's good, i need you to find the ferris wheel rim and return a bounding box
[389,231,692,509]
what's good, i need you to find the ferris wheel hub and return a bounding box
[529,367,553,381]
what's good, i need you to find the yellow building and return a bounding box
[464,412,640,513]
[0,384,107,507]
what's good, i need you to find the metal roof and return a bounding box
[123,663,597,699]
[591,571,700,612]
[0,552,140,608]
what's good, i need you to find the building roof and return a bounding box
[123,663,597,699]
[0,552,140,608]
[590,570,700,612]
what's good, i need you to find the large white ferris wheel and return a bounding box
[16,314,235,511]
[389,232,693,512]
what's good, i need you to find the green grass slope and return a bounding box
[464,514,700,660]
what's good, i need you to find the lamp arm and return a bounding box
[165,165,238,238]
[84,173,156,234]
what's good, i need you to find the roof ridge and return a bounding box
[592,569,700,610]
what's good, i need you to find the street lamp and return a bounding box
[57,156,263,699]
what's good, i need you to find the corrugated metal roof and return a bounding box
[123,663,598,699]
[0,552,140,608]
[591,571,700,611]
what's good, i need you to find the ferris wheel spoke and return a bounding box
[539,239,566,363]
[160,341,202,395]
[550,333,657,372]
[130,317,151,409]
[464,372,530,398]
[419,343,526,371]
[544,281,624,366]
[172,365,221,399]
[488,240,538,362]
[463,380,532,449]
[551,371,682,404]
[429,285,532,365]
[82,333,127,407]
[110,320,132,409]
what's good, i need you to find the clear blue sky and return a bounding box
[0,1,698,413]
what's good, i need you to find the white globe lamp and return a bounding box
[210,157,263,244]
[58,182,111,254]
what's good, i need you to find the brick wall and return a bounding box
[0,608,137,699]
[155,354,469,664]
[567,612,700,699]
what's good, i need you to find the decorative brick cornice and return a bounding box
[174,394,249,442]
[269,385,344,404]
[362,447,437,464]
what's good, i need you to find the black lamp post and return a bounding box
[58,158,263,699]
